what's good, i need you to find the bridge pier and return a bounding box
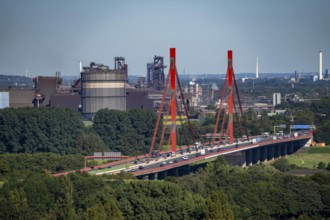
[244,149,253,167]
[148,172,158,180]
[260,146,267,163]
[281,144,288,157]
[288,142,294,155]
[168,167,179,176]
[274,144,281,158]
[252,148,260,164]
[178,165,190,176]
[293,141,300,153]
[223,151,246,166]
[158,170,168,179]
[267,145,274,161]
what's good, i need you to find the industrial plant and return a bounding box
[81,58,128,119]
[0,51,329,121]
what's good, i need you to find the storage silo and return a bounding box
[0,92,9,109]
[81,62,127,119]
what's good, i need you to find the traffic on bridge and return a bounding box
[53,49,314,178]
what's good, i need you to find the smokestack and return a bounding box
[211,83,219,99]
[256,56,259,79]
[319,51,323,80]
[79,61,83,73]
[196,83,199,98]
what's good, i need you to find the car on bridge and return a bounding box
[182,156,188,160]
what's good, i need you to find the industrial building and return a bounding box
[81,59,128,119]
[8,88,35,108]
[0,92,9,109]
[126,88,159,110]
[50,93,81,111]
[2,72,80,110]
[33,72,63,107]
[273,93,281,106]
[147,55,166,90]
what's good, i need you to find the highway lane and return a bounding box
[53,132,311,177]
[94,140,255,175]
[94,133,312,176]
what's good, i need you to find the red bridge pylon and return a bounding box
[147,48,195,163]
[212,50,249,145]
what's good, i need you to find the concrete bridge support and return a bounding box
[224,151,246,166]
[177,165,190,176]
[244,149,253,167]
[252,148,260,164]
[260,146,267,162]
[267,145,274,161]
[274,144,281,158]
[293,141,300,152]
[168,167,179,177]
[287,142,294,155]
[158,170,168,179]
[148,172,158,180]
[281,143,288,157]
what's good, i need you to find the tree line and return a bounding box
[1,96,330,157]
[92,108,160,156]
[0,153,84,177]
[0,108,86,154]
[1,156,329,219]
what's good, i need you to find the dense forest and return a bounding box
[0,153,84,176]
[92,109,159,155]
[1,96,330,156]
[1,79,330,219]
[0,156,330,219]
[0,108,159,156]
[0,108,85,154]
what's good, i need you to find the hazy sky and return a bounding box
[0,0,329,76]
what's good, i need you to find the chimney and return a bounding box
[256,56,259,79]
[319,51,323,80]
[79,61,83,73]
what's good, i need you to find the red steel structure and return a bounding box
[212,50,249,145]
[147,48,195,163]
[228,50,234,144]
[170,48,177,154]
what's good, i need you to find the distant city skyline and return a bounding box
[0,0,329,77]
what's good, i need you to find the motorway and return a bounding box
[52,131,312,177]
[91,132,312,177]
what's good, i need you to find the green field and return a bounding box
[88,163,133,175]
[286,147,330,169]
[82,120,93,127]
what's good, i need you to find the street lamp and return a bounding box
[274,124,286,135]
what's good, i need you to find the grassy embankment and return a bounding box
[286,146,330,169]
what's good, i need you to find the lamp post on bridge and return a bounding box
[274,124,286,135]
